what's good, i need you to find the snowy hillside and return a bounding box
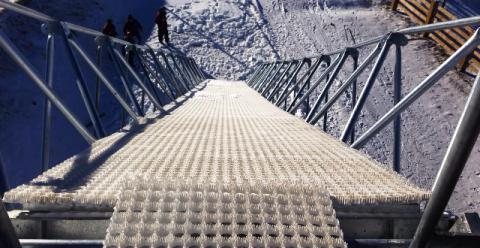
[0,0,479,214]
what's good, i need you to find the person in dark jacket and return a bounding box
[101,19,117,37]
[123,15,143,43]
[155,7,169,44]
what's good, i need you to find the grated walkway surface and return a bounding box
[4,80,428,211]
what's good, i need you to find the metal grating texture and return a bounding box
[3,80,429,210]
[104,178,346,248]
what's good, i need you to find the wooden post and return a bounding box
[423,0,439,37]
[391,0,400,11]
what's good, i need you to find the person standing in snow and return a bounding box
[101,19,117,37]
[123,15,143,44]
[155,7,170,44]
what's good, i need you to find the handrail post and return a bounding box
[72,36,139,122]
[351,29,480,149]
[393,44,402,172]
[95,45,102,112]
[146,49,178,98]
[59,22,106,138]
[111,47,164,112]
[409,72,480,248]
[105,42,144,117]
[350,53,359,143]
[341,33,407,142]
[0,30,96,144]
[40,24,55,172]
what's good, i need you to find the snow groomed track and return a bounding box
[4,80,429,247]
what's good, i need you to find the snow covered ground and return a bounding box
[1,0,479,213]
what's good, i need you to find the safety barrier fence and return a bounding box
[391,0,480,73]
[0,2,206,244]
[247,17,480,248]
[0,1,205,170]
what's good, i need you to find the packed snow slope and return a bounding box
[1,0,479,213]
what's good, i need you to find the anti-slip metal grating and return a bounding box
[3,80,428,211]
[104,178,346,248]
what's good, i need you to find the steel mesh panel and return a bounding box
[104,179,346,248]
[4,80,429,210]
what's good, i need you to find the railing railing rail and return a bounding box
[248,17,480,248]
[0,0,206,196]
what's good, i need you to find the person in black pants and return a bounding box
[155,7,169,44]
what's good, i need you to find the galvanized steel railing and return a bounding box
[0,1,206,169]
[0,2,206,245]
[248,17,480,248]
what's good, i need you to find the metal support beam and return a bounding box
[305,50,353,121]
[277,57,322,109]
[308,43,382,126]
[351,29,480,149]
[145,49,178,98]
[105,43,144,117]
[393,44,402,172]
[274,59,309,105]
[340,35,397,142]
[137,53,174,102]
[259,62,286,95]
[71,37,139,121]
[112,47,164,112]
[287,55,337,114]
[409,71,480,248]
[0,30,96,144]
[60,24,106,138]
[266,61,298,100]
[41,33,54,172]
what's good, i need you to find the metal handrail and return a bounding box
[0,0,206,193]
[248,17,480,248]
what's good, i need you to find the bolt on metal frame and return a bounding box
[247,17,480,247]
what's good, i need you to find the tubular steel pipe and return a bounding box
[112,48,164,112]
[19,239,103,246]
[263,62,294,97]
[277,57,322,108]
[146,49,178,98]
[393,44,402,172]
[351,29,480,149]
[171,55,194,88]
[247,64,264,85]
[274,59,308,105]
[95,45,102,112]
[287,55,332,113]
[250,64,271,89]
[340,37,392,142]
[69,38,139,121]
[306,50,350,122]
[41,34,55,172]
[260,62,286,94]
[61,27,106,138]
[308,42,382,125]
[168,54,193,90]
[0,30,96,144]
[160,52,189,94]
[350,55,358,144]
[266,61,298,100]
[0,199,21,248]
[106,43,144,117]
[255,63,278,91]
[137,53,175,101]
[409,72,480,248]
